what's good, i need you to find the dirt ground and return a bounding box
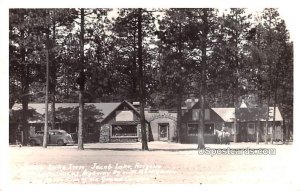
[6,142,300,187]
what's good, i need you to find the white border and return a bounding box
[1,0,299,190]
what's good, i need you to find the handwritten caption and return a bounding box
[16,162,177,183]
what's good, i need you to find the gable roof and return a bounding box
[184,103,283,122]
[269,107,283,121]
[236,108,263,122]
[12,102,283,123]
[212,107,283,122]
[12,102,120,123]
[99,100,148,125]
[211,108,235,122]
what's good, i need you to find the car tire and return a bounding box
[57,140,64,146]
[29,140,36,146]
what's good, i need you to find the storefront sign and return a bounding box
[148,112,177,122]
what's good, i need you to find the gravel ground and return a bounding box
[6,142,300,187]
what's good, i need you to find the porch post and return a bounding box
[256,122,259,144]
[281,121,284,142]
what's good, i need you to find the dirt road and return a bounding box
[7,142,299,186]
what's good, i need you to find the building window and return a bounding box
[225,123,234,134]
[192,109,210,121]
[192,109,199,121]
[268,126,274,134]
[34,125,42,132]
[112,125,137,137]
[204,123,214,135]
[87,125,94,134]
[187,123,198,136]
[247,123,255,135]
[205,109,210,120]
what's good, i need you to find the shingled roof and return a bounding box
[99,100,148,126]
[12,102,120,123]
[12,102,283,123]
[211,108,235,122]
[212,107,283,122]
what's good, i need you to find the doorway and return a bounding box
[158,123,169,141]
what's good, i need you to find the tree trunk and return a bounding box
[43,26,50,148]
[271,59,280,144]
[271,93,277,144]
[176,21,183,143]
[51,10,57,130]
[285,119,289,142]
[233,101,238,143]
[78,8,85,150]
[176,92,182,143]
[256,122,259,144]
[197,9,208,150]
[78,90,84,149]
[20,29,29,145]
[287,119,291,141]
[232,67,239,143]
[21,89,29,145]
[197,92,205,149]
[264,93,270,144]
[51,95,55,130]
[257,88,264,145]
[137,8,148,150]
[131,31,138,101]
[282,118,285,143]
[233,10,239,143]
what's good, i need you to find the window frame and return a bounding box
[111,124,138,137]
[187,123,198,136]
[204,123,215,135]
[247,123,256,135]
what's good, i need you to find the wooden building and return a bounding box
[98,101,152,143]
[181,102,225,143]
[236,107,283,142]
[10,99,283,144]
[181,100,283,143]
[10,102,120,144]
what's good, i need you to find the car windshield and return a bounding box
[35,130,68,135]
[56,131,68,135]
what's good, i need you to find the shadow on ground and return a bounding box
[84,148,199,152]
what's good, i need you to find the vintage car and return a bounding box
[29,129,75,146]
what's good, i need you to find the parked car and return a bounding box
[29,129,75,146]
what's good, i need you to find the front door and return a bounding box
[159,123,169,141]
[239,123,248,142]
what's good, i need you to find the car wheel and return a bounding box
[29,140,36,146]
[57,140,64,146]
